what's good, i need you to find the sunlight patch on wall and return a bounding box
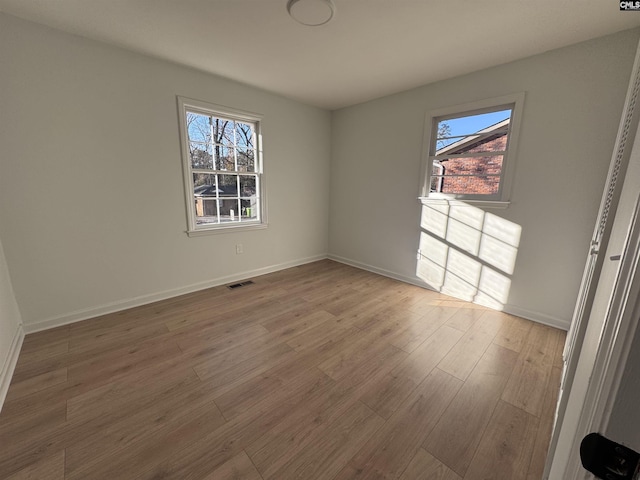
[417,199,521,310]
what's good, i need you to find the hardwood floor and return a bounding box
[0,260,566,479]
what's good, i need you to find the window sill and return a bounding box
[187,222,268,237]
[418,196,510,209]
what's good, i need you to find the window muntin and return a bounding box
[178,97,264,234]
[421,93,524,205]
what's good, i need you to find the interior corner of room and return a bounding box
[2,6,640,479]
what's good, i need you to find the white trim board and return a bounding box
[328,254,433,290]
[328,254,570,330]
[504,305,570,331]
[22,254,327,334]
[0,324,24,413]
[22,252,570,334]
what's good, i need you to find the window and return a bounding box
[420,93,524,206]
[177,97,265,235]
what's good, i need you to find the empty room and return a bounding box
[2,1,640,479]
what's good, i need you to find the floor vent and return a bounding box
[227,280,255,290]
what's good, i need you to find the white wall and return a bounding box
[0,236,23,408]
[0,14,331,330]
[329,29,640,328]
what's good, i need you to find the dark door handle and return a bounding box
[580,433,640,479]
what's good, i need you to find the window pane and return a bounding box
[463,134,508,153]
[192,173,219,224]
[214,146,235,171]
[237,148,255,172]
[220,198,240,222]
[235,122,254,149]
[437,175,501,195]
[239,175,257,197]
[212,118,235,147]
[218,174,238,197]
[180,97,263,232]
[241,198,258,220]
[190,142,213,170]
[441,156,503,176]
[432,156,503,195]
[187,113,211,143]
[195,198,218,224]
[436,109,511,150]
[193,172,216,191]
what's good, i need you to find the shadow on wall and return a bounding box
[417,199,522,310]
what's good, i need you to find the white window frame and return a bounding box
[419,93,525,208]
[177,96,267,236]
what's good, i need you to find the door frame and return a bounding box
[545,36,640,478]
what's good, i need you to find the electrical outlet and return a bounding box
[236,243,243,254]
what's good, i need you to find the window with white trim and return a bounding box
[177,97,265,235]
[420,93,524,206]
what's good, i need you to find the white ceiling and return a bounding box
[1,1,640,110]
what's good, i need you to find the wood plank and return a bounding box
[527,366,562,480]
[464,400,539,480]
[173,322,269,357]
[332,297,388,329]
[336,369,462,480]
[202,451,263,480]
[67,401,227,480]
[493,313,534,353]
[259,308,335,338]
[193,343,297,398]
[163,286,289,331]
[554,330,567,368]
[5,368,68,402]
[246,343,406,477]
[317,319,406,381]
[359,325,463,419]
[19,326,69,353]
[0,260,562,480]
[6,450,65,480]
[399,448,461,480]
[244,377,345,476]
[0,370,202,478]
[67,321,170,354]
[437,310,505,381]
[501,323,561,417]
[12,339,68,369]
[445,307,484,332]
[67,337,183,386]
[137,367,335,479]
[66,363,198,423]
[264,401,384,480]
[64,376,221,476]
[214,369,285,420]
[423,344,518,477]
[285,314,348,352]
[388,305,458,353]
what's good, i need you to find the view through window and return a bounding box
[431,107,513,199]
[178,97,264,234]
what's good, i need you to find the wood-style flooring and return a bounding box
[0,260,566,479]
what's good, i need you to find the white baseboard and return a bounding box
[328,254,434,290]
[0,324,24,413]
[328,254,570,331]
[23,254,328,334]
[21,252,571,334]
[503,305,570,331]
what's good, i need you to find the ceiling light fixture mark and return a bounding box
[287,0,335,26]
